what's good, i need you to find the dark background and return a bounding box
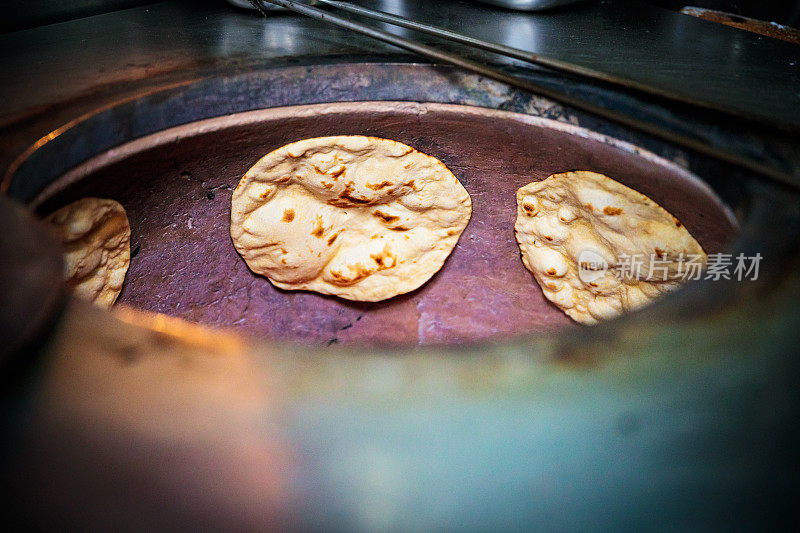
[3,0,800,34]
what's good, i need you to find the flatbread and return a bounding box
[515,171,707,324]
[45,198,131,307]
[231,136,471,301]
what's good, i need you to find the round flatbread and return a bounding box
[231,136,471,302]
[515,171,707,325]
[45,198,131,307]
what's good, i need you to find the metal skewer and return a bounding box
[316,0,699,109]
[249,0,796,188]
[317,0,605,79]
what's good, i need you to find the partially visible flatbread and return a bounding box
[515,171,706,324]
[231,136,471,301]
[45,198,131,307]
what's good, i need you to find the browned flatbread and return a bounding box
[515,171,706,324]
[46,198,131,307]
[231,136,472,301]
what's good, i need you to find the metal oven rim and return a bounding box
[3,61,797,362]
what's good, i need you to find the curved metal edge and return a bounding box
[30,100,739,233]
[1,79,200,195]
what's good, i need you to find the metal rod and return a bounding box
[252,0,795,188]
[317,0,591,73]
[317,0,712,115]
[322,0,799,131]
